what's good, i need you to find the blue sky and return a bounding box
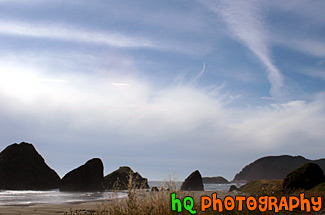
[0,0,324,181]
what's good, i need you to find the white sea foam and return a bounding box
[0,189,127,206]
[148,181,245,191]
[0,182,244,206]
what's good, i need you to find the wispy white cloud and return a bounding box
[0,0,41,2]
[272,36,325,58]
[40,78,70,84]
[111,82,130,86]
[301,70,325,80]
[0,20,158,49]
[229,99,325,150]
[264,1,325,58]
[268,0,325,26]
[189,62,206,85]
[197,0,285,99]
[0,20,210,56]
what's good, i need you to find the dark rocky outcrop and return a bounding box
[228,185,239,192]
[202,176,229,184]
[0,142,60,190]
[103,166,149,190]
[180,170,204,191]
[151,186,159,192]
[60,158,104,192]
[283,163,325,193]
[233,155,325,182]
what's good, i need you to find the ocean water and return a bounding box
[203,183,245,191]
[148,181,245,192]
[0,190,127,206]
[0,182,244,206]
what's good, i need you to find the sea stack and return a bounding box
[202,176,229,184]
[103,166,149,190]
[181,170,204,191]
[0,142,60,190]
[60,158,104,192]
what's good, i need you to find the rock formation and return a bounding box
[151,186,159,192]
[283,163,325,193]
[228,185,239,192]
[233,155,325,182]
[0,142,60,190]
[103,166,149,190]
[180,170,204,191]
[60,158,104,191]
[202,176,229,184]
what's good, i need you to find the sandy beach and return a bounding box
[0,191,237,215]
[0,201,105,215]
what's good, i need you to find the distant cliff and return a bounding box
[202,176,229,184]
[233,155,325,182]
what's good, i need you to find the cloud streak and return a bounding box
[198,0,284,98]
[302,70,325,80]
[272,36,325,58]
[0,20,158,49]
[0,19,211,56]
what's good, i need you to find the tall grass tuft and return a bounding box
[65,173,187,215]
[65,177,325,215]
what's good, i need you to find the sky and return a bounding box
[0,0,324,181]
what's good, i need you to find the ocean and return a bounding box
[0,190,128,206]
[148,181,245,192]
[0,182,245,206]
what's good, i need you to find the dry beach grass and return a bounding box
[64,179,325,215]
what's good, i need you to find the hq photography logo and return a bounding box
[170,193,322,214]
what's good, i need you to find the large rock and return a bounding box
[229,185,239,192]
[103,166,149,190]
[181,170,204,191]
[283,163,325,193]
[202,176,229,184]
[233,155,325,182]
[60,158,104,192]
[151,186,159,192]
[0,142,60,190]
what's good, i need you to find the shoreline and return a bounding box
[0,198,113,207]
[0,201,104,215]
[0,191,238,215]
